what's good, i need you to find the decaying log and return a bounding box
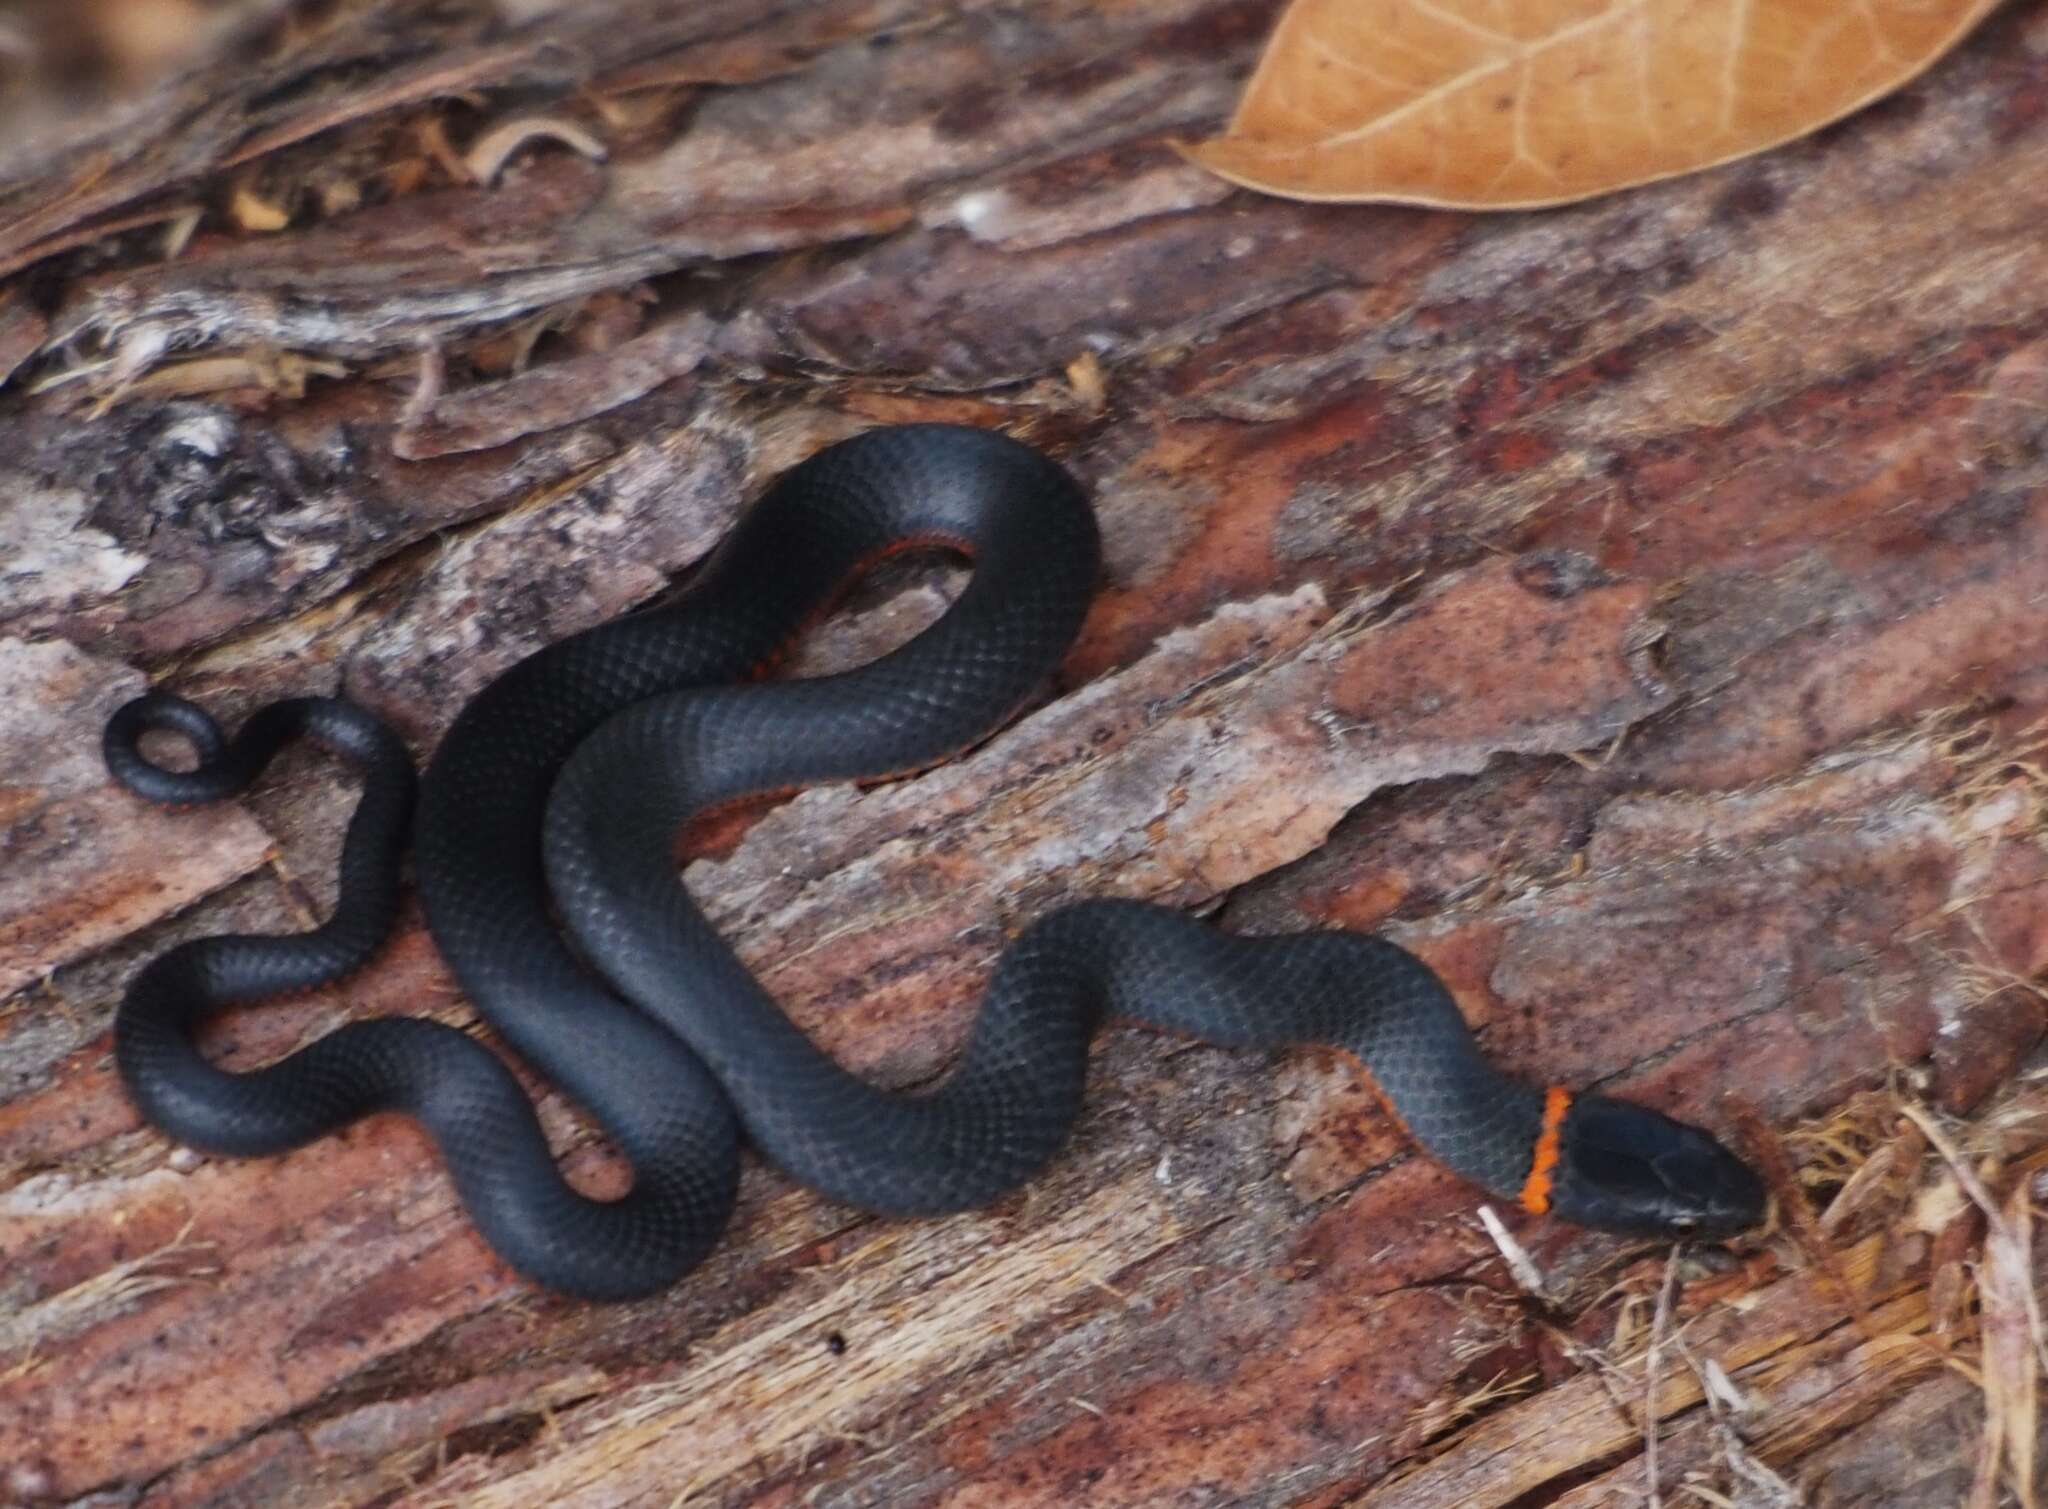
[4,1,2048,1505]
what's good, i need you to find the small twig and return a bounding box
[466,116,610,186]
[1676,1335,1803,1507]
[1898,1102,2048,1378]
[1477,1204,1553,1303]
[397,340,446,435]
[1900,1101,2045,1509]
[1642,1243,1682,1509]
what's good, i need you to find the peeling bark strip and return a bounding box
[448,1176,1193,1508]
[392,313,714,459]
[345,409,753,736]
[0,392,624,662]
[0,639,269,996]
[701,565,1670,1079]
[0,31,577,275]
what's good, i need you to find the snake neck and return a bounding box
[1329,952,1550,1203]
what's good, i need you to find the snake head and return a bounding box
[1545,1095,1765,1240]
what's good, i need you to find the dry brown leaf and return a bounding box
[1187,0,2004,208]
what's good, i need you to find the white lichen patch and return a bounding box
[0,471,145,623]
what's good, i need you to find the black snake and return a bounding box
[106,423,1764,1299]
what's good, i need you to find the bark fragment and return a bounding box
[0,639,269,997]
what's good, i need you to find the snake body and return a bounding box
[108,424,1763,1300]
